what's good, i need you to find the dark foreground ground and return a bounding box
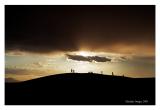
[5,73,155,105]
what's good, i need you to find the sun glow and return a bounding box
[73,51,99,57]
[78,51,90,56]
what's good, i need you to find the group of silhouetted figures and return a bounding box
[70,69,125,77]
[71,69,75,73]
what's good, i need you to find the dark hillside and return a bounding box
[5,73,155,105]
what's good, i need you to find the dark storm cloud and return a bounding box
[66,54,92,62]
[5,5,155,53]
[89,56,111,62]
[66,54,111,62]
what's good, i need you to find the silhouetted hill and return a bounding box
[5,73,155,105]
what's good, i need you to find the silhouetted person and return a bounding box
[101,71,103,74]
[112,72,114,76]
[71,69,73,73]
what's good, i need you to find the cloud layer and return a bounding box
[5,78,18,82]
[66,54,111,62]
[5,5,155,55]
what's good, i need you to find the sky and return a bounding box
[5,5,155,82]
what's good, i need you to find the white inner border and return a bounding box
[0,0,159,110]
